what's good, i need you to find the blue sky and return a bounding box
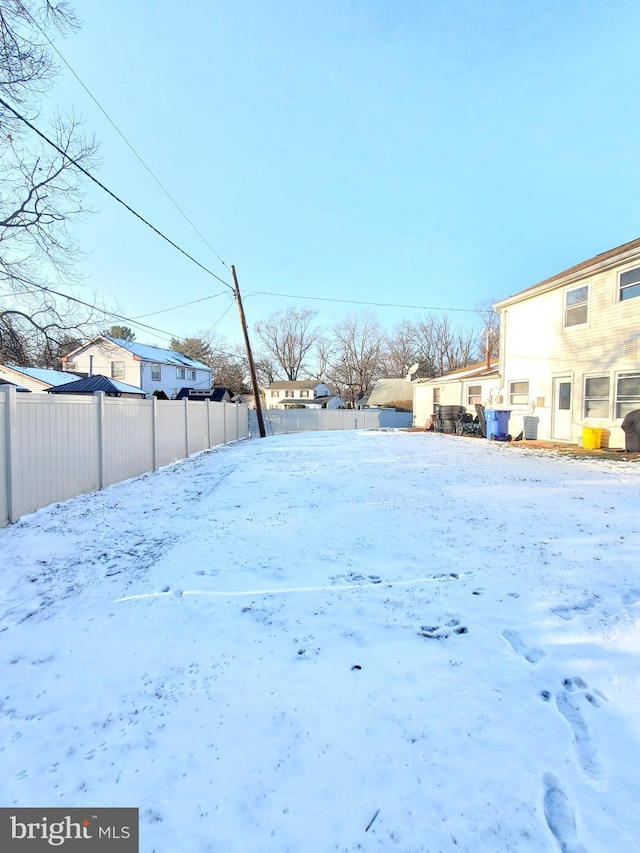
[46,0,640,349]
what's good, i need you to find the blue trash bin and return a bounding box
[484,409,498,440]
[485,409,511,441]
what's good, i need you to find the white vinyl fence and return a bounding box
[253,407,413,435]
[0,387,248,526]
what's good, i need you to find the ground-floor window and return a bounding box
[584,376,610,418]
[616,373,640,418]
[509,380,529,406]
[467,384,482,406]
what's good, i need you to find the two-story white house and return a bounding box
[62,336,212,400]
[494,236,640,448]
[264,380,344,410]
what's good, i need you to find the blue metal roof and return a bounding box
[105,337,211,371]
[7,365,82,386]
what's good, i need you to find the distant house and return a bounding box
[47,375,147,398]
[413,361,500,430]
[264,380,344,410]
[495,236,640,447]
[0,364,83,393]
[62,336,212,400]
[366,378,415,412]
[174,387,231,402]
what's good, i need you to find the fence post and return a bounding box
[206,399,212,448]
[151,396,158,470]
[184,398,189,458]
[95,391,106,489]
[4,386,18,523]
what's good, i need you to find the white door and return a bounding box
[552,376,572,441]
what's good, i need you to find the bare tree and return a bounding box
[254,307,321,380]
[253,353,279,388]
[475,298,500,362]
[382,320,421,378]
[413,314,477,377]
[326,312,385,407]
[0,0,99,364]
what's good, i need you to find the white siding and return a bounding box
[66,340,141,386]
[499,260,640,447]
[413,376,500,428]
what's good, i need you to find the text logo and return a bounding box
[0,808,138,851]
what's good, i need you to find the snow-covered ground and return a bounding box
[1,430,640,853]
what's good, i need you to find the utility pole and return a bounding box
[231,265,266,438]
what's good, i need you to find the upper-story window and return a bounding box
[176,368,186,380]
[620,267,640,302]
[151,363,161,381]
[187,369,196,381]
[300,390,309,398]
[564,284,588,327]
[270,390,278,397]
[111,361,124,379]
[285,390,295,398]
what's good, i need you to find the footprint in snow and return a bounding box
[621,588,640,606]
[418,619,468,639]
[550,595,599,621]
[549,678,605,781]
[543,773,587,853]
[501,629,546,664]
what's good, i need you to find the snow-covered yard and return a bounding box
[1,430,639,852]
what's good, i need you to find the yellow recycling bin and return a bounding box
[582,427,602,449]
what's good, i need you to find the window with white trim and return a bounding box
[285,390,295,398]
[564,285,588,327]
[187,369,196,381]
[176,368,186,380]
[583,376,609,418]
[616,373,640,418]
[300,390,309,398]
[620,267,640,302]
[509,380,529,405]
[433,388,440,404]
[151,363,161,381]
[270,390,278,397]
[111,361,124,379]
[467,384,482,406]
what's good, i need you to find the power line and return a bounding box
[249,290,480,313]
[130,290,232,320]
[0,95,234,292]
[20,4,229,270]
[25,283,240,358]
